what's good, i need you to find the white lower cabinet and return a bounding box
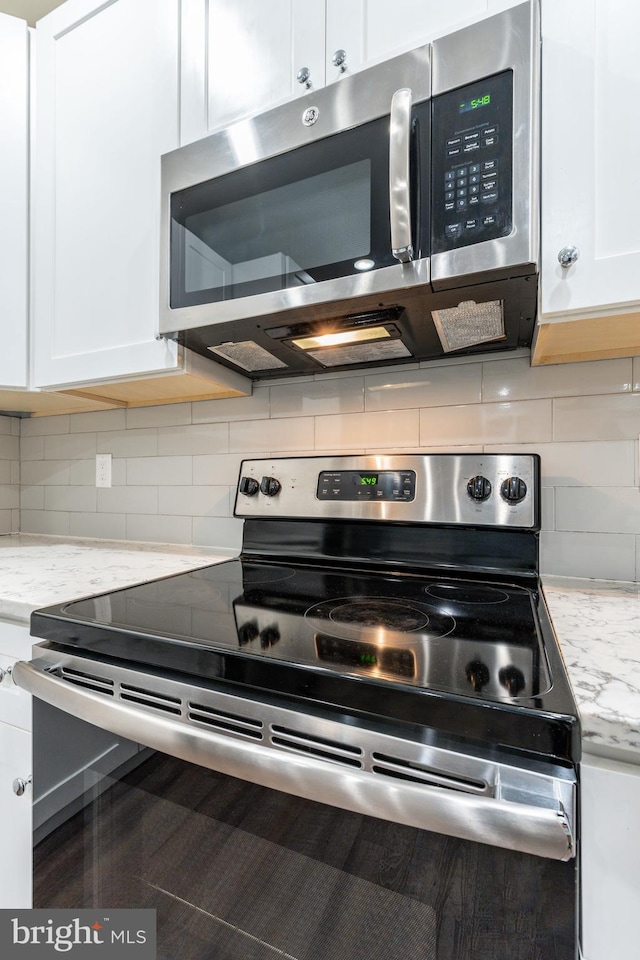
[580,753,640,960]
[0,722,32,908]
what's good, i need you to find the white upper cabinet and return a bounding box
[0,13,28,389]
[324,0,522,82]
[180,0,325,144]
[32,0,182,389]
[536,0,640,363]
[180,0,522,144]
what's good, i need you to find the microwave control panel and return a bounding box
[431,70,513,254]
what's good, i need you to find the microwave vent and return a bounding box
[306,338,412,368]
[431,300,505,353]
[208,341,288,372]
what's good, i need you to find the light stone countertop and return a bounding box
[0,534,233,623]
[543,576,640,763]
[1,536,638,763]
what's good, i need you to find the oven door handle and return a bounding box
[389,87,414,263]
[13,658,575,862]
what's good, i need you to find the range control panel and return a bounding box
[431,70,513,254]
[234,455,540,529]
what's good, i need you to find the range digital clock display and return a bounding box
[360,475,378,486]
[459,93,491,113]
[317,469,415,502]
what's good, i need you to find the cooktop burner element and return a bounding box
[424,583,510,604]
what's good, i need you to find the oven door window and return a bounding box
[169,106,429,309]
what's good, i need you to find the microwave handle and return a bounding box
[389,87,414,263]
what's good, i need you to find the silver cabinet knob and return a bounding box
[332,49,347,72]
[558,245,580,268]
[296,66,312,89]
[13,776,32,797]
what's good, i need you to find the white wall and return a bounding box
[17,350,640,581]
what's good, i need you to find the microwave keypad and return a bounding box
[432,71,513,254]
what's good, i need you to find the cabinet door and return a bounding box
[180,0,326,145]
[0,723,32,908]
[325,0,521,81]
[32,0,181,389]
[541,0,640,321]
[0,14,28,389]
[580,754,640,960]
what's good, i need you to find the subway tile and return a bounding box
[315,410,419,450]
[0,436,19,460]
[541,531,636,581]
[0,462,10,484]
[489,441,635,487]
[553,393,640,441]
[633,356,640,392]
[157,422,228,456]
[44,486,97,513]
[540,487,555,531]
[0,510,12,534]
[0,417,11,435]
[192,388,269,423]
[230,417,314,453]
[192,516,243,551]
[0,485,19,510]
[420,400,552,446]
[158,485,231,517]
[96,428,157,458]
[483,356,632,402]
[419,347,530,369]
[20,486,44,511]
[637,536,640,580]
[314,362,420,381]
[11,509,19,532]
[126,403,192,429]
[365,364,481,412]
[10,462,19,485]
[193,453,244,486]
[20,436,45,461]
[126,514,192,545]
[20,414,70,437]
[21,510,70,536]
[11,418,20,436]
[44,432,97,460]
[126,456,192,486]
[70,512,127,540]
[20,460,70,486]
[69,458,127,487]
[270,378,364,418]
[97,486,158,515]
[555,487,640,535]
[69,409,127,433]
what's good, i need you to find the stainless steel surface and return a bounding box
[558,245,580,268]
[12,776,31,797]
[389,87,414,262]
[430,1,540,288]
[160,43,431,337]
[332,49,347,72]
[296,66,312,89]
[13,654,576,860]
[234,454,539,528]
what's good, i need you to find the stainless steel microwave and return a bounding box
[160,1,539,379]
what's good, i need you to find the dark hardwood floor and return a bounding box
[34,752,576,960]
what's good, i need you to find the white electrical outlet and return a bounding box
[96,453,112,488]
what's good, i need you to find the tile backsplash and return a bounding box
[0,414,20,535]
[14,350,640,581]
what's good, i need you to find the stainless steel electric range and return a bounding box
[16,454,580,960]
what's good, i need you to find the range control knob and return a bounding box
[466,475,492,502]
[260,476,281,497]
[465,660,490,692]
[500,476,527,504]
[499,666,526,697]
[239,476,260,497]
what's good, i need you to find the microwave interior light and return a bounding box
[291,326,392,351]
[354,258,376,271]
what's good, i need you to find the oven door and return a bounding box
[28,711,577,960]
